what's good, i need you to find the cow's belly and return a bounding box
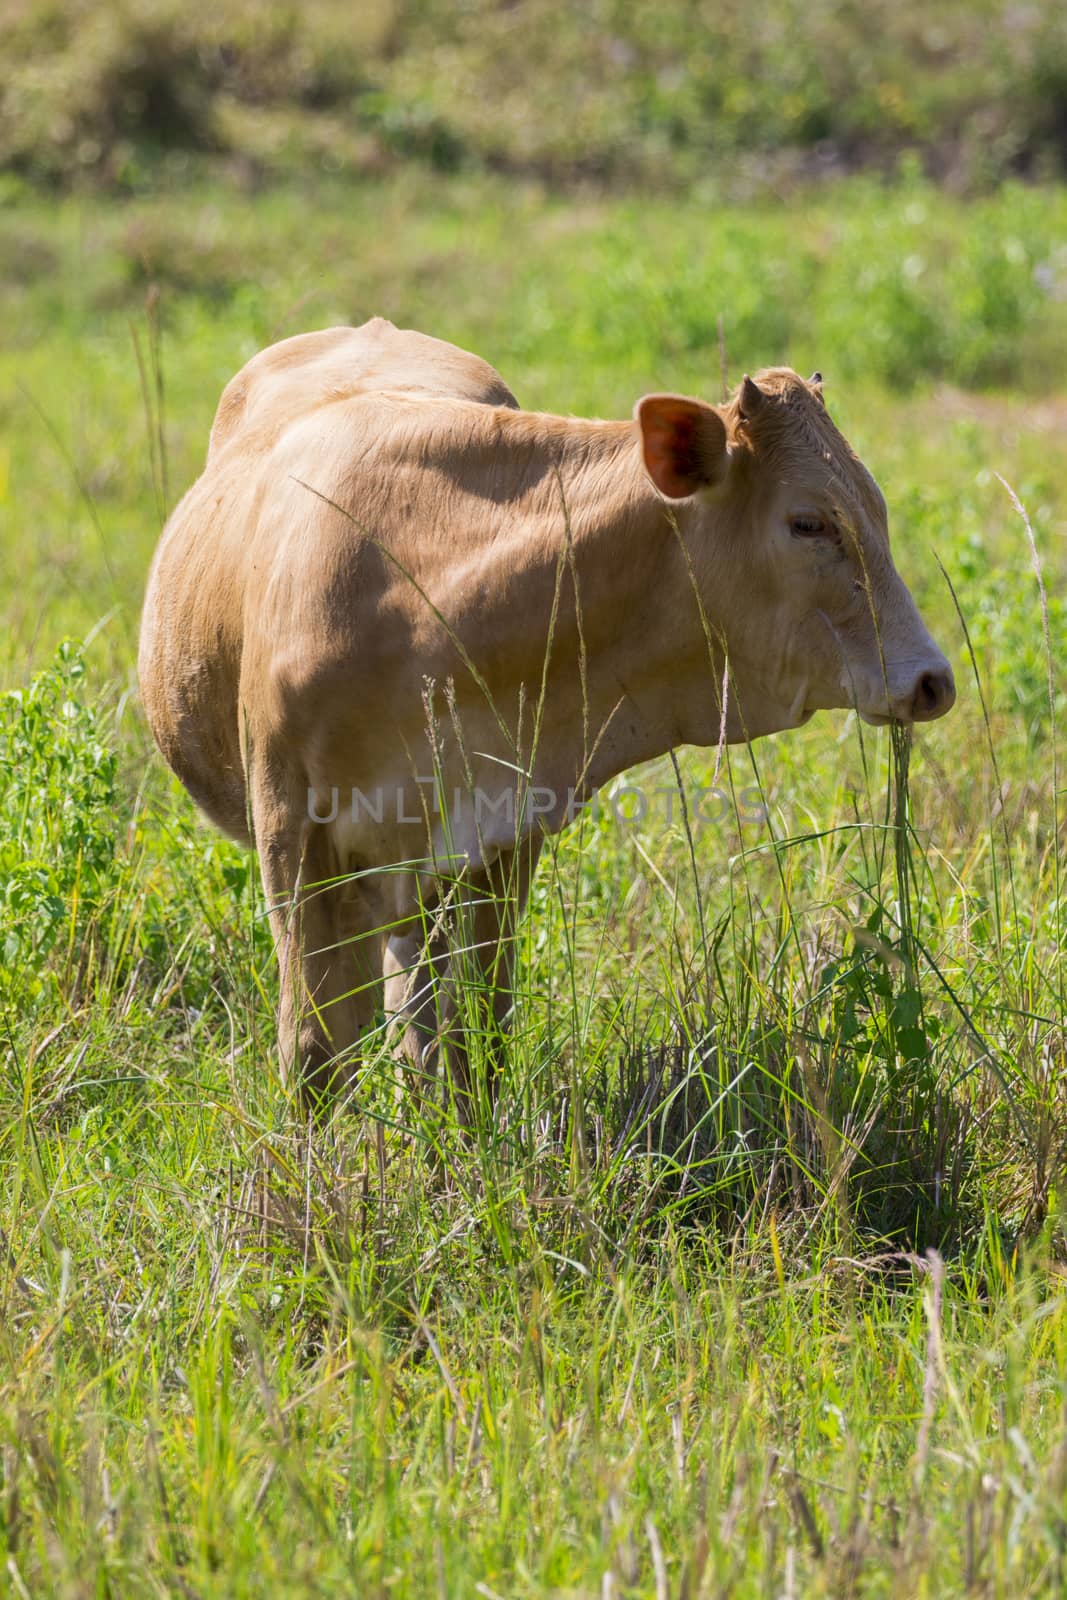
[139,508,249,842]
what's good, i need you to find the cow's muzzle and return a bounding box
[889,663,956,723]
[860,659,957,725]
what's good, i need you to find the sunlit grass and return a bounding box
[0,170,1065,1594]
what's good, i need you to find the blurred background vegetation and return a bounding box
[4,0,1067,196]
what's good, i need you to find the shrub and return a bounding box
[0,641,118,1005]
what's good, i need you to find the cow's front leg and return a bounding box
[382,918,453,1113]
[384,842,541,1125]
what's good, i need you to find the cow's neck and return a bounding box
[483,410,728,803]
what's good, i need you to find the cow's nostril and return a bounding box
[909,667,955,721]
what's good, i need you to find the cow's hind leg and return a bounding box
[255,799,384,1109]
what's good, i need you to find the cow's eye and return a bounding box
[790,514,827,537]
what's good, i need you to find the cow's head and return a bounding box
[635,370,955,739]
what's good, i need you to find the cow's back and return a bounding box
[139,320,519,844]
[208,319,518,459]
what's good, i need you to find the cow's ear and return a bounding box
[634,394,729,500]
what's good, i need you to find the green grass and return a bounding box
[1,167,1066,1595]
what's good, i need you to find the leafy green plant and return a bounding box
[0,640,118,1005]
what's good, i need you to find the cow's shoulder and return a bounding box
[208,321,518,460]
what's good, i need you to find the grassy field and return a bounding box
[1,160,1066,1596]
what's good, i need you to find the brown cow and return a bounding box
[139,319,954,1109]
